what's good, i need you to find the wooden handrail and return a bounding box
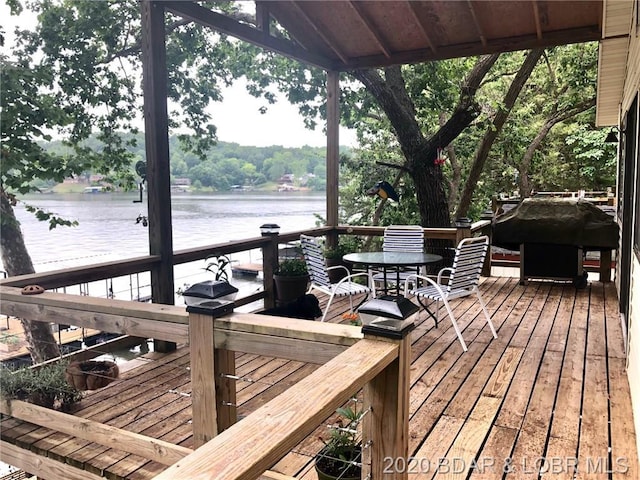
[0,257,413,479]
[154,338,399,479]
[0,286,363,358]
[0,400,192,466]
[0,223,493,310]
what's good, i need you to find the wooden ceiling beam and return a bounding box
[162,1,334,70]
[289,1,349,65]
[532,1,543,40]
[467,0,488,47]
[255,1,270,36]
[407,2,438,54]
[339,25,600,70]
[347,1,391,58]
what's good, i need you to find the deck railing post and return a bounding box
[261,228,280,309]
[599,249,612,282]
[187,307,236,447]
[362,328,412,480]
[479,220,493,277]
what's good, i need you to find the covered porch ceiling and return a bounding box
[164,0,628,124]
[165,1,604,70]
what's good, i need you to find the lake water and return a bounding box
[12,191,327,303]
[15,191,326,268]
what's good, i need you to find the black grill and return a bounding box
[492,199,619,286]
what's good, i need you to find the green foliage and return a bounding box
[0,333,20,345]
[316,401,363,477]
[323,236,362,260]
[0,362,83,410]
[2,1,614,227]
[275,258,308,276]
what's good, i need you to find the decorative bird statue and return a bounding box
[367,180,399,202]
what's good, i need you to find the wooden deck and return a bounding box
[1,277,637,479]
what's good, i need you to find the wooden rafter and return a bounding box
[162,1,333,70]
[340,25,600,70]
[532,0,543,40]
[407,1,438,54]
[467,0,487,47]
[347,1,391,58]
[255,1,270,36]
[289,1,349,65]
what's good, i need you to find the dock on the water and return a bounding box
[231,263,262,278]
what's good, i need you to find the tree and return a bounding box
[1,0,244,361]
[455,49,544,217]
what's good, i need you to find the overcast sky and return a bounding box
[210,79,358,148]
[1,4,358,148]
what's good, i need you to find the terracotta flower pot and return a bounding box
[65,360,119,391]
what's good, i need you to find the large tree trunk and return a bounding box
[1,190,61,362]
[456,49,544,217]
[350,54,500,228]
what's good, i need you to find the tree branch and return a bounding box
[456,48,544,217]
[519,97,596,196]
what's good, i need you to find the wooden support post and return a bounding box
[326,70,339,229]
[599,249,612,283]
[362,329,412,480]
[261,231,280,309]
[480,223,493,277]
[141,0,175,353]
[189,311,217,447]
[455,225,471,245]
[214,347,237,432]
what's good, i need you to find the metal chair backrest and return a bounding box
[300,234,332,287]
[446,236,489,293]
[382,225,424,252]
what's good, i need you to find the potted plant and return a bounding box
[0,333,21,353]
[65,359,119,391]
[0,362,83,411]
[273,258,309,304]
[315,404,363,480]
[324,236,362,283]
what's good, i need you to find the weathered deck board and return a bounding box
[1,278,637,479]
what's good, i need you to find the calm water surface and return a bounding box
[15,191,326,271]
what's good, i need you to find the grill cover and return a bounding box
[492,198,619,251]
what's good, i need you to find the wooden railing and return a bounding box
[0,223,489,308]
[0,222,492,478]
[0,283,412,479]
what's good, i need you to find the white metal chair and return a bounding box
[372,225,424,293]
[403,235,497,352]
[300,234,375,322]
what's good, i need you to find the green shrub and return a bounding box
[0,362,83,410]
[275,258,308,276]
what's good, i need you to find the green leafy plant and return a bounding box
[323,236,362,260]
[315,402,363,479]
[0,362,83,411]
[204,254,231,281]
[275,258,308,276]
[0,333,20,345]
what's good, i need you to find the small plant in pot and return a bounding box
[315,403,363,480]
[273,258,309,304]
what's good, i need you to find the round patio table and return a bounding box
[343,251,443,295]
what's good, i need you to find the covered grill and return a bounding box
[492,199,619,286]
